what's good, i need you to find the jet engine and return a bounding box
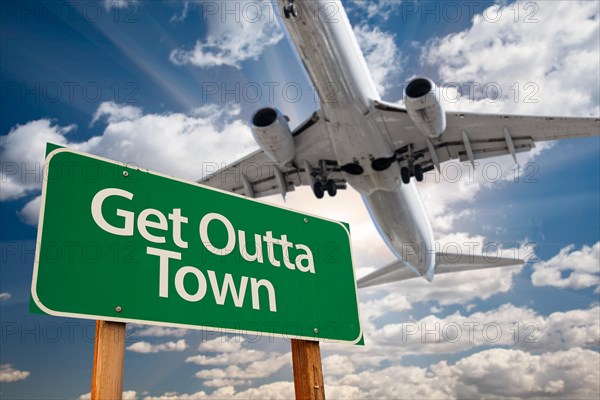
[404,77,446,138]
[251,107,296,166]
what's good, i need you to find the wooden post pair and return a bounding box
[91,322,325,400]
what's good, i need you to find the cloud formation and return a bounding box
[0,364,30,383]
[347,0,402,21]
[354,24,401,95]
[133,326,190,338]
[0,102,256,225]
[193,352,290,381]
[532,242,600,291]
[365,304,599,355]
[127,339,188,354]
[110,347,600,399]
[170,1,283,69]
[423,1,600,116]
[103,0,137,12]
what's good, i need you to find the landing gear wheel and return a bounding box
[283,4,297,19]
[400,167,411,184]
[414,165,424,182]
[313,181,324,199]
[326,180,337,197]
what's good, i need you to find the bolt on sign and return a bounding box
[31,145,363,345]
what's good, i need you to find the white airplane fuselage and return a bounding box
[278,0,436,279]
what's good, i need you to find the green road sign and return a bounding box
[31,146,362,344]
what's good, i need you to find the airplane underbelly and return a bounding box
[280,1,398,193]
[325,114,401,193]
[362,183,436,279]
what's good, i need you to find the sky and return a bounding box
[0,0,599,398]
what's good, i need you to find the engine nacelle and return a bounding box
[251,107,296,166]
[404,77,446,138]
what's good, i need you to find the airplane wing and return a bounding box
[199,112,344,198]
[357,252,523,289]
[373,101,600,173]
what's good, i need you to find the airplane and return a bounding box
[200,0,600,288]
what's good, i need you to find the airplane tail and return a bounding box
[357,252,523,289]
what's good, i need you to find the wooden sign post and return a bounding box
[291,339,325,400]
[91,321,126,400]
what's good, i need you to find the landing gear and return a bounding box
[306,160,345,199]
[326,180,337,197]
[401,164,424,184]
[414,164,424,182]
[400,167,411,184]
[313,181,324,199]
[313,180,338,199]
[283,2,297,19]
[397,145,425,184]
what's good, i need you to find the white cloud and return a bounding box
[328,347,599,399]
[91,101,143,125]
[75,103,255,180]
[0,119,73,201]
[223,382,293,399]
[170,0,190,23]
[141,346,600,399]
[103,0,137,12]
[532,242,600,291]
[143,382,294,400]
[0,364,30,382]
[423,1,600,116]
[1,102,257,224]
[360,292,412,322]
[133,326,190,338]
[194,352,290,381]
[0,292,11,302]
[126,339,188,354]
[18,195,41,226]
[170,1,283,69]
[203,379,248,388]
[530,306,600,352]
[319,302,598,389]
[322,354,356,377]
[186,349,266,366]
[197,336,245,353]
[347,0,402,21]
[368,304,599,355]
[446,347,599,399]
[354,25,401,95]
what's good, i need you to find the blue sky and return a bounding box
[1,0,599,398]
